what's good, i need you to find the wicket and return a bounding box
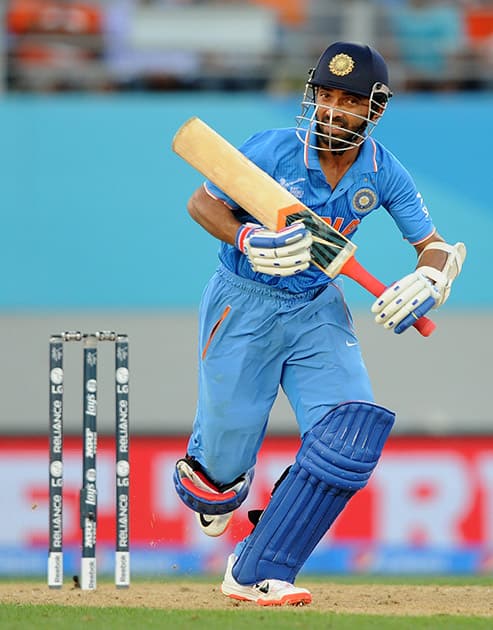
[48,331,130,590]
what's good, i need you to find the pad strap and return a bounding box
[232,401,395,584]
[174,457,253,515]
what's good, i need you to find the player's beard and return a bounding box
[315,116,367,153]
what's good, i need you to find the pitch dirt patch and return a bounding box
[1,581,493,616]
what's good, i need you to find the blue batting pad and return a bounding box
[232,401,395,584]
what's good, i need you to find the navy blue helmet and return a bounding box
[296,42,392,152]
[308,41,391,103]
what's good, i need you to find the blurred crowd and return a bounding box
[3,0,493,93]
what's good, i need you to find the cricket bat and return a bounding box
[172,117,435,337]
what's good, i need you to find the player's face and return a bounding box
[314,88,371,151]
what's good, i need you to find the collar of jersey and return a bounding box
[305,136,379,175]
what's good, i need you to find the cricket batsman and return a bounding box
[173,41,465,606]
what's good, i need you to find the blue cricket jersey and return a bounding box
[205,127,435,293]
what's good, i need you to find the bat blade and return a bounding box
[172,116,293,231]
[172,117,435,337]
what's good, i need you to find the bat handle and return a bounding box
[340,257,436,337]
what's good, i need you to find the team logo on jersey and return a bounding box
[352,188,378,213]
[329,54,355,77]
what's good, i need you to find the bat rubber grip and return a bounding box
[340,257,436,337]
[412,316,436,337]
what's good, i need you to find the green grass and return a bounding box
[0,604,492,630]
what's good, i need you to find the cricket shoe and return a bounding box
[221,554,312,606]
[195,511,233,537]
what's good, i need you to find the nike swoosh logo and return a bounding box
[346,340,358,347]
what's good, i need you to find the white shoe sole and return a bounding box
[221,583,312,606]
[221,554,312,606]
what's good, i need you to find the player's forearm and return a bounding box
[187,186,241,246]
[415,235,447,272]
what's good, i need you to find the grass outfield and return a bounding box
[0,605,493,629]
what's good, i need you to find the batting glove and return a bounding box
[371,271,441,334]
[235,222,312,277]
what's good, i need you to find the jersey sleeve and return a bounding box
[378,153,436,245]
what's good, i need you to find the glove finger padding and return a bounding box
[372,271,440,331]
[249,252,311,276]
[246,222,309,249]
[394,296,436,334]
[236,221,313,277]
[382,287,436,331]
[247,232,313,259]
